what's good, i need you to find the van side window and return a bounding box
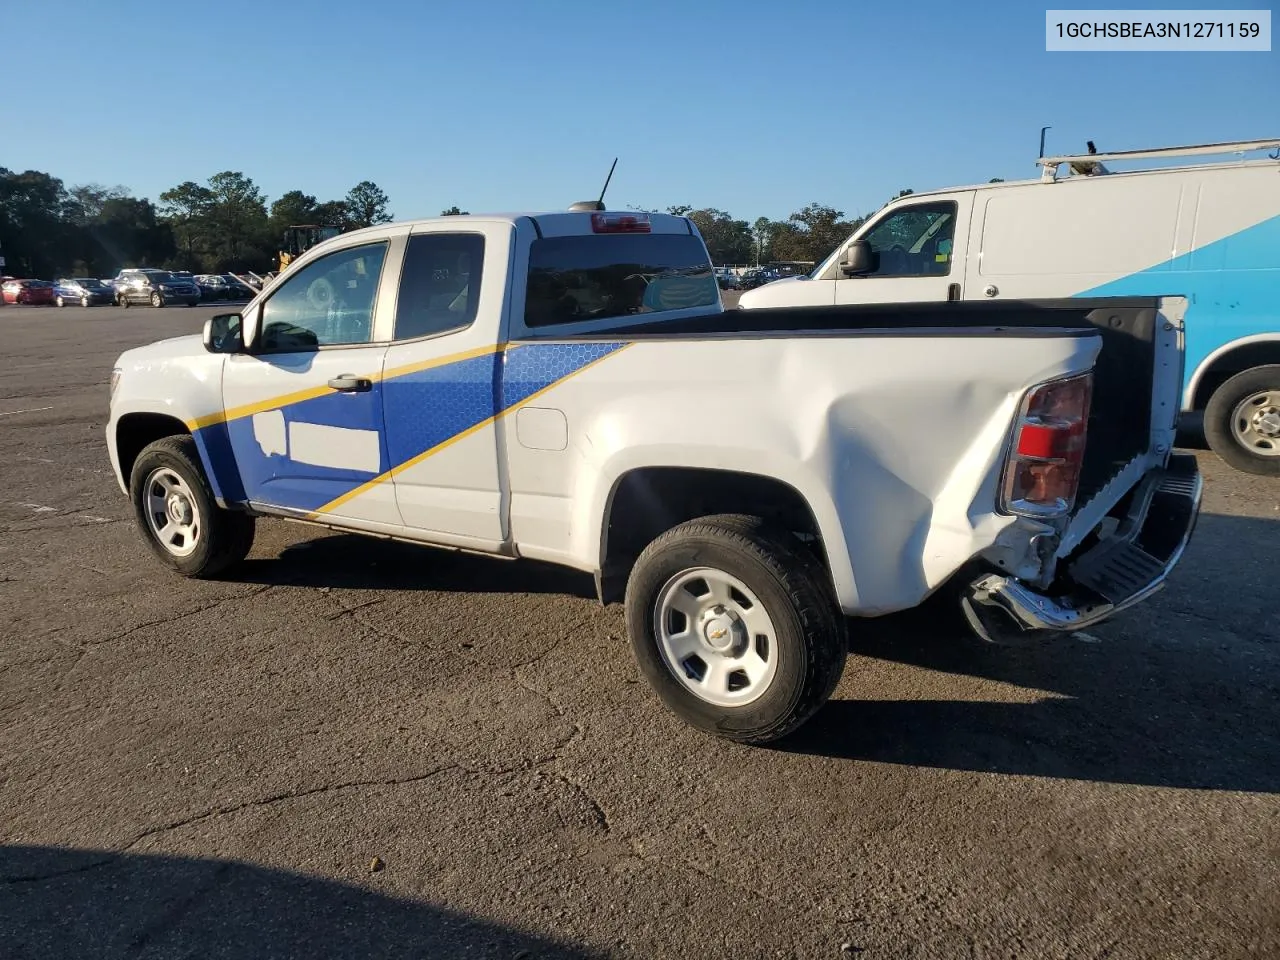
[862,201,958,278]
[393,233,485,340]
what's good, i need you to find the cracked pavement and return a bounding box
[1,305,1278,959]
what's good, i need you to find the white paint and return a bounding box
[18,503,56,513]
[287,421,381,473]
[739,158,1280,310]
[252,410,287,457]
[0,406,53,417]
[516,407,568,451]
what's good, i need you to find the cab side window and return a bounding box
[393,233,485,340]
[258,242,388,352]
[862,201,958,278]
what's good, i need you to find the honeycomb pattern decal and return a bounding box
[501,342,626,410]
[382,351,502,468]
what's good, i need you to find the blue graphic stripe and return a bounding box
[204,342,627,513]
[1074,213,1280,402]
[382,351,502,469]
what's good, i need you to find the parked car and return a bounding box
[737,136,1280,476]
[222,275,257,300]
[195,274,256,302]
[54,278,115,307]
[714,268,741,290]
[113,269,201,308]
[107,207,1200,746]
[2,279,55,305]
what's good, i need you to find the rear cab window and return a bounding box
[523,230,719,330]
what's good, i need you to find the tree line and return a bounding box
[2,163,1005,279]
[0,168,395,279]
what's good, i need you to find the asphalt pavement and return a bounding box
[1,303,1277,959]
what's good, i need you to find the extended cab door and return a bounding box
[220,229,406,525]
[380,220,514,550]
[834,194,973,305]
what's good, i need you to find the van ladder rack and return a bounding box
[1038,138,1280,182]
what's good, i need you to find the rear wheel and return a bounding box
[150,291,164,308]
[81,295,90,307]
[1204,365,1280,477]
[129,435,255,577]
[55,295,65,307]
[118,293,130,308]
[624,514,846,744]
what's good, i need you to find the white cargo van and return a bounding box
[739,139,1280,475]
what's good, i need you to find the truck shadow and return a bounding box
[0,846,600,959]
[782,511,1280,794]
[234,534,599,600]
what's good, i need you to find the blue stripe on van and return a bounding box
[1074,213,1280,404]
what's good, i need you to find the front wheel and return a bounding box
[624,514,846,744]
[118,294,130,308]
[56,296,65,307]
[1204,365,1280,477]
[129,435,255,577]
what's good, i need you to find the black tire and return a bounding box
[119,294,130,308]
[150,291,164,308]
[624,513,846,745]
[56,296,65,308]
[1204,365,1280,477]
[129,435,255,578]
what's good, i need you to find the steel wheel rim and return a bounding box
[143,467,202,557]
[1230,389,1280,457]
[654,566,779,707]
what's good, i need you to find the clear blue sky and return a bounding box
[3,0,1276,222]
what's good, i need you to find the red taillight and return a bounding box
[591,212,651,234]
[1001,372,1092,517]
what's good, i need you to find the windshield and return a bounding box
[145,271,176,282]
[75,278,104,287]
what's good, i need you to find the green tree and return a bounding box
[685,208,754,264]
[269,190,318,227]
[440,206,469,216]
[313,199,349,227]
[751,217,773,265]
[768,203,857,264]
[345,181,392,228]
[158,180,215,268]
[0,168,71,277]
[204,171,269,270]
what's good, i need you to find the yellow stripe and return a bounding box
[306,343,633,519]
[188,343,505,432]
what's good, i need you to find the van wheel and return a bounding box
[1204,366,1280,476]
[55,296,65,307]
[118,294,130,308]
[150,291,164,308]
[624,514,846,745]
[129,435,256,577]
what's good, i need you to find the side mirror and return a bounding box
[203,313,243,354]
[839,240,877,277]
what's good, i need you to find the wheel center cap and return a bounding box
[1253,408,1280,437]
[167,494,192,525]
[700,607,741,653]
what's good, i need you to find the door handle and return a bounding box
[328,374,372,393]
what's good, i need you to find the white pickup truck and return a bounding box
[107,208,1202,744]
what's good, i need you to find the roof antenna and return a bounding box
[569,158,618,212]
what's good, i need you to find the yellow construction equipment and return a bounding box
[278,225,342,272]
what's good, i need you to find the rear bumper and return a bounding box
[961,453,1202,642]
